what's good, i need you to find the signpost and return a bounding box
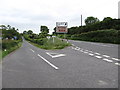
[56,22,68,33]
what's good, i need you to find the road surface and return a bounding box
[2,39,119,88]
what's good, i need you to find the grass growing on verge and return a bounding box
[28,37,71,50]
[2,41,22,59]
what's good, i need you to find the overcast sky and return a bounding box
[0,0,119,34]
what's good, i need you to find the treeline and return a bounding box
[1,25,22,40]
[68,17,120,35]
[23,26,50,45]
[53,17,120,44]
[0,25,22,57]
[53,17,120,35]
[23,26,49,39]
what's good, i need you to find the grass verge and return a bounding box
[28,37,71,50]
[1,41,22,60]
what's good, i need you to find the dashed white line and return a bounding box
[95,52,100,55]
[37,54,59,70]
[89,51,93,53]
[95,56,102,59]
[75,47,80,50]
[102,55,110,58]
[88,53,94,56]
[30,49,35,53]
[80,50,84,52]
[112,58,120,61]
[83,52,88,54]
[103,58,113,63]
[71,46,118,65]
[115,63,120,66]
[85,50,89,52]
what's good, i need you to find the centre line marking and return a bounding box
[37,54,59,70]
[112,58,120,61]
[103,58,113,63]
[95,53,100,55]
[95,56,102,59]
[88,53,94,56]
[30,49,35,53]
[89,51,93,53]
[115,63,120,66]
[83,52,88,54]
[103,55,110,58]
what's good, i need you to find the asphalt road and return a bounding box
[2,39,119,88]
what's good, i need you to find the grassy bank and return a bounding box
[1,40,22,59]
[25,36,71,50]
[67,29,120,44]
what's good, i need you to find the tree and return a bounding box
[23,31,27,34]
[7,25,11,30]
[85,16,99,26]
[27,30,33,34]
[0,25,7,30]
[101,17,113,29]
[40,26,49,34]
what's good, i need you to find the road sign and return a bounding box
[56,22,68,33]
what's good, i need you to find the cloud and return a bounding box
[0,0,119,34]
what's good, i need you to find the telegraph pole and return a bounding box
[118,1,120,19]
[81,15,82,26]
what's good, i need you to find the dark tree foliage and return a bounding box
[1,25,22,40]
[67,17,120,35]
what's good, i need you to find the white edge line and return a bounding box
[38,54,59,70]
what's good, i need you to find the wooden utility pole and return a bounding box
[81,15,82,26]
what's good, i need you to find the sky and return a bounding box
[0,0,119,34]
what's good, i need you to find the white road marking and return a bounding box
[112,58,120,61]
[88,53,94,56]
[30,49,35,53]
[71,47,75,49]
[38,54,59,70]
[74,47,80,50]
[72,44,75,46]
[94,52,100,55]
[103,58,113,63]
[85,50,89,52]
[46,52,66,58]
[115,63,120,66]
[80,50,84,52]
[83,52,88,54]
[103,55,110,58]
[95,56,102,59]
[98,80,108,86]
[89,51,93,53]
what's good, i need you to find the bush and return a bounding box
[2,40,20,50]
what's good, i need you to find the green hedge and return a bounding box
[24,35,45,45]
[70,29,120,44]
